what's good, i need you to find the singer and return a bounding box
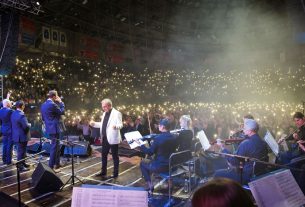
[41,90,65,172]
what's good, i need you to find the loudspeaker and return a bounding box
[42,142,63,155]
[27,143,41,153]
[0,192,27,207]
[64,141,91,156]
[32,163,63,193]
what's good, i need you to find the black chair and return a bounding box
[156,150,193,204]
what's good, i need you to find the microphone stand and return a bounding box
[203,150,305,184]
[60,140,84,190]
[1,150,46,207]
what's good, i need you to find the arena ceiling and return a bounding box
[1,0,288,49]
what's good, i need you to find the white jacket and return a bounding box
[92,108,123,144]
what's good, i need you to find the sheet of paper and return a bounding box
[124,131,147,149]
[197,130,211,150]
[264,130,279,156]
[71,186,148,207]
[249,169,305,207]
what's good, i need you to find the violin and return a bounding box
[210,138,246,145]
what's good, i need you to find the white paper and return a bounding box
[124,131,147,149]
[71,186,148,207]
[264,130,279,156]
[249,169,305,207]
[197,130,211,151]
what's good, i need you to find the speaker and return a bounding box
[27,143,41,153]
[42,142,63,155]
[32,163,63,193]
[0,192,27,207]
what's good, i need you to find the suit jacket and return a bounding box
[11,109,31,142]
[92,108,123,145]
[41,99,65,135]
[0,107,13,136]
[177,129,193,151]
[140,131,177,167]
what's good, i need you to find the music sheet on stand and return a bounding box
[249,169,305,207]
[71,187,148,207]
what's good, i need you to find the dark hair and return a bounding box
[244,114,254,120]
[15,100,25,109]
[293,112,304,119]
[192,178,254,207]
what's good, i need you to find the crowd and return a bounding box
[1,57,305,141]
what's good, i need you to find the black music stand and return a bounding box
[60,141,83,190]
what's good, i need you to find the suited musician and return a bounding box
[90,98,123,179]
[137,119,177,194]
[11,101,31,171]
[0,99,14,165]
[176,115,194,151]
[214,118,268,184]
[41,90,65,171]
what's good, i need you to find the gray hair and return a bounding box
[101,98,112,106]
[2,99,11,107]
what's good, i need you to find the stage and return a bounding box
[0,144,191,207]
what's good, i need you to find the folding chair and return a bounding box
[157,150,192,205]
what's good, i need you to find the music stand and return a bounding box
[60,141,83,190]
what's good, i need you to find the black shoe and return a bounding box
[19,166,30,172]
[95,172,106,177]
[23,163,30,168]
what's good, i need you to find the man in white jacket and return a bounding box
[90,98,123,179]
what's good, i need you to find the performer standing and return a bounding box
[11,101,31,171]
[0,99,13,165]
[90,98,123,179]
[41,90,65,171]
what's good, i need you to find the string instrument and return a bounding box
[210,138,246,145]
[280,122,305,143]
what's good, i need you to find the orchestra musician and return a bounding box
[136,119,177,194]
[175,115,194,151]
[277,112,305,164]
[213,118,268,184]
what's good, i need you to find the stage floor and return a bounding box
[0,145,191,207]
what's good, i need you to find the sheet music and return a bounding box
[71,186,148,207]
[249,169,305,207]
[197,130,211,150]
[264,130,279,156]
[124,131,147,149]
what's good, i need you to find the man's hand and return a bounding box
[297,140,305,152]
[89,121,95,127]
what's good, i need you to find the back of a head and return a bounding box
[192,178,254,207]
[2,99,11,108]
[48,90,58,98]
[15,100,25,109]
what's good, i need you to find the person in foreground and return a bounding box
[192,178,254,207]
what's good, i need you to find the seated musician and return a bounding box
[137,119,177,194]
[277,112,305,165]
[176,115,194,151]
[214,118,268,184]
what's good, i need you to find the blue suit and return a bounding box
[41,99,65,168]
[11,109,31,165]
[214,133,268,184]
[0,107,13,164]
[140,131,177,182]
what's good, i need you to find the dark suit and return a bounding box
[41,99,65,168]
[176,129,193,151]
[11,109,30,166]
[0,107,13,164]
[140,131,177,182]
